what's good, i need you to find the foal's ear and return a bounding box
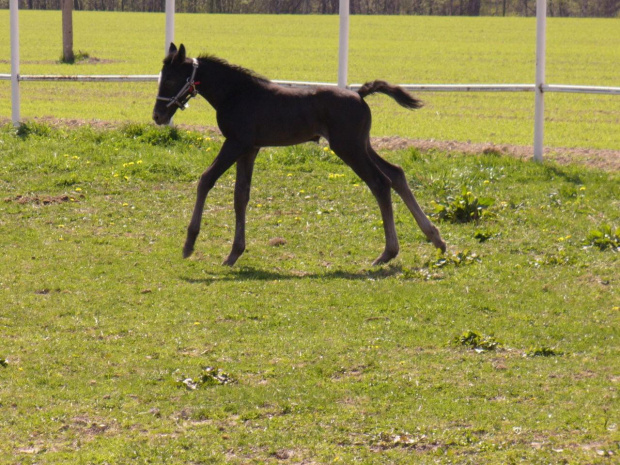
[173,44,187,64]
[168,42,177,56]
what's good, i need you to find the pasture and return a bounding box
[0,121,618,463]
[1,11,619,150]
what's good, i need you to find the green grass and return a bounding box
[0,122,618,463]
[1,12,619,149]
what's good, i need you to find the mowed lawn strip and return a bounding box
[0,12,619,149]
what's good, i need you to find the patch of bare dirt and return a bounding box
[372,136,620,172]
[4,194,75,205]
[20,116,125,131]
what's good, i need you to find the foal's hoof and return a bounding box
[435,240,447,253]
[222,255,238,267]
[372,250,398,266]
[182,243,194,258]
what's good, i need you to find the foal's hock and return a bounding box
[153,43,446,266]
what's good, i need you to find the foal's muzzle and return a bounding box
[152,109,171,126]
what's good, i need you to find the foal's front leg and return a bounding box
[223,149,259,266]
[183,140,251,259]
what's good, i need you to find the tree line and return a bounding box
[3,0,619,17]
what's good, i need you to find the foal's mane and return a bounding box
[198,54,270,86]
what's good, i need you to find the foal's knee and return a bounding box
[388,165,409,192]
[198,171,217,194]
[366,168,393,196]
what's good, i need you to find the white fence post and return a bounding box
[164,0,175,125]
[338,0,349,89]
[10,0,20,126]
[165,0,175,55]
[534,0,547,162]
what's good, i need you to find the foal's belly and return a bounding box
[255,127,323,147]
[254,110,326,147]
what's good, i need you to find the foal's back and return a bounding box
[220,81,371,148]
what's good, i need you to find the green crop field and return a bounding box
[0,121,618,463]
[0,11,619,149]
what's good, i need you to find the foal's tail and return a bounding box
[357,80,423,110]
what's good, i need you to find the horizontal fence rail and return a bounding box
[0,74,158,82]
[2,74,619,96]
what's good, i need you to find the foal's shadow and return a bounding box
[181,264,405,285]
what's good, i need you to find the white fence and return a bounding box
[2,0,619,162]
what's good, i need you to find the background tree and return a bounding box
[2,0,619,17]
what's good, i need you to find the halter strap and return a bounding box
[156,58,201,110]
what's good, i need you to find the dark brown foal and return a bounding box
[153,43,446,266]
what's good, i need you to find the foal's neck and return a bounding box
[195,57,267,111]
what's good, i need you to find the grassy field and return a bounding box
[0,121,618,463]
[0,12,619,149]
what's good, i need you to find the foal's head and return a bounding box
[153,43,199,125]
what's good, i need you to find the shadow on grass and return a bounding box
[543,164,583,184]
[181,264,407,284]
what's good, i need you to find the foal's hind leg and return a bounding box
[223,148,259,266]
[330,142,400,265]
[367,145,446,252]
